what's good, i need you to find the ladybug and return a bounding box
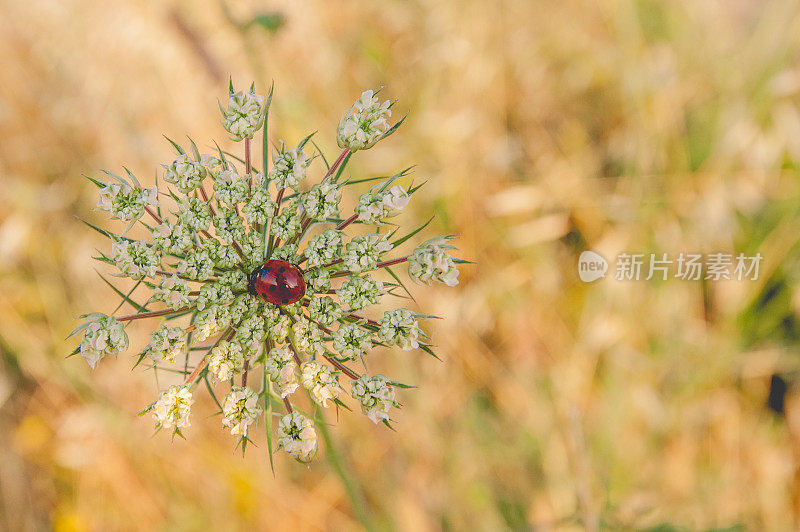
[248,259,306,305]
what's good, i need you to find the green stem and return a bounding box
[316,411,376,531]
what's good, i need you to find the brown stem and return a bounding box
[286,339,304,366]
[347,314,380,327]
[324,355,359,380]
[199,185,217,217]
[283,397,293,413]
[241,359,249,387]
[144,206,162,225]
[184,327,232,385]
[117,305,194,322]
[245,137,252,189]
[336,213,358,231]
[325,147,350,180]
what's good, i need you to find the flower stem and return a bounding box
[329,255,410,278]
[325,147,350,180]
[144,206,162,225]
[324,355,359,380]
[199,185,217,217]
[316,411,376,530]
[117,305,195,322]
[245,137,252,189]
[184,327,231,385]
[336,213,358,231]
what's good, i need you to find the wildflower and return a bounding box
[195,305,230,341]
[152,220,193,255]
[221,85,266,141]
[378,309,421,350]
[153,275,192,309]
[177,195,212,233]
[342,234,393,273]
[213,168,249,206]
[269,141,310,190]
[144,325,186,363]
[351,375,398,424]
[163,154,207,193]
[332,323,372,360]
[408,237,460,287]
[337,89,392,151]
[112,239,159,279]
[151,385,193,431]
[308,296,342,327]
[301,361,342,407]
[292,317,326,356]
[79,314,128,369]
[221,386,262,436]
[177,249,215,280]
[243,188,276,226]
[208,340,245,381]
[337,274,384,310]
[303,182,340,221]
[77,83,462,461]
[305,229,342,268]
[277,412,317,462]
[265,347,300,398]
[356,184,410,225]
[96,182,159,222]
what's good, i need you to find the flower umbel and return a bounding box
[74,83,463,463]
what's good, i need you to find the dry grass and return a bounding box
[3,0,800,529]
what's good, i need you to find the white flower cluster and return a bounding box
[408,237,460,287]
[305,229,342,268]
[304,268,331,293]
[301,361,342,407]
[204,238,238,269]
[292,317,326,356]
[303,182,340,221]
[265,347,300,398]
[235,315,266,355]
[355,184,410,225]
[195,305,230,341]
[112,239,160,279]
[332,323,372,360]
[208,340,245,381]
[337,274,384,310]
[350,375,398,424]
[163,154,208,193]
[213,169,249,205]
[177,196,211,233]
[337,89,392,151]
[196,282,235,312]
[177,249,215,280]
[96,182,159,222]
[151,385,193,432]
[152,221,193,255]
[213,207,246,244]
[221,87,266,141]
[80,314,128,370]
[271,199,302,241]
[269,142,310,190]
[243,188,276,226]
[277,412,317,463]
[221,386,262,436]
[308,296,342,327]
[378,309,421,350]
[153,275,192,309]
[145,325,186,363]
[342,234,393,273]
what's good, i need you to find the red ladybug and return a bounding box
[248,260,306,305]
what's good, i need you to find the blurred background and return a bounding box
[3,0,800,530]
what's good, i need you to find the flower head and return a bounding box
[301,361,342,407]
[351,374,399,424]
[221,85,266,141]
[408,236,460,287]
[79,314,128,369]
[222,386,262,436]
[77,83,462,461]
[277,412,317,462]
[150,385,193,432]
[96,182,159,222]
[337,89,392,151]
